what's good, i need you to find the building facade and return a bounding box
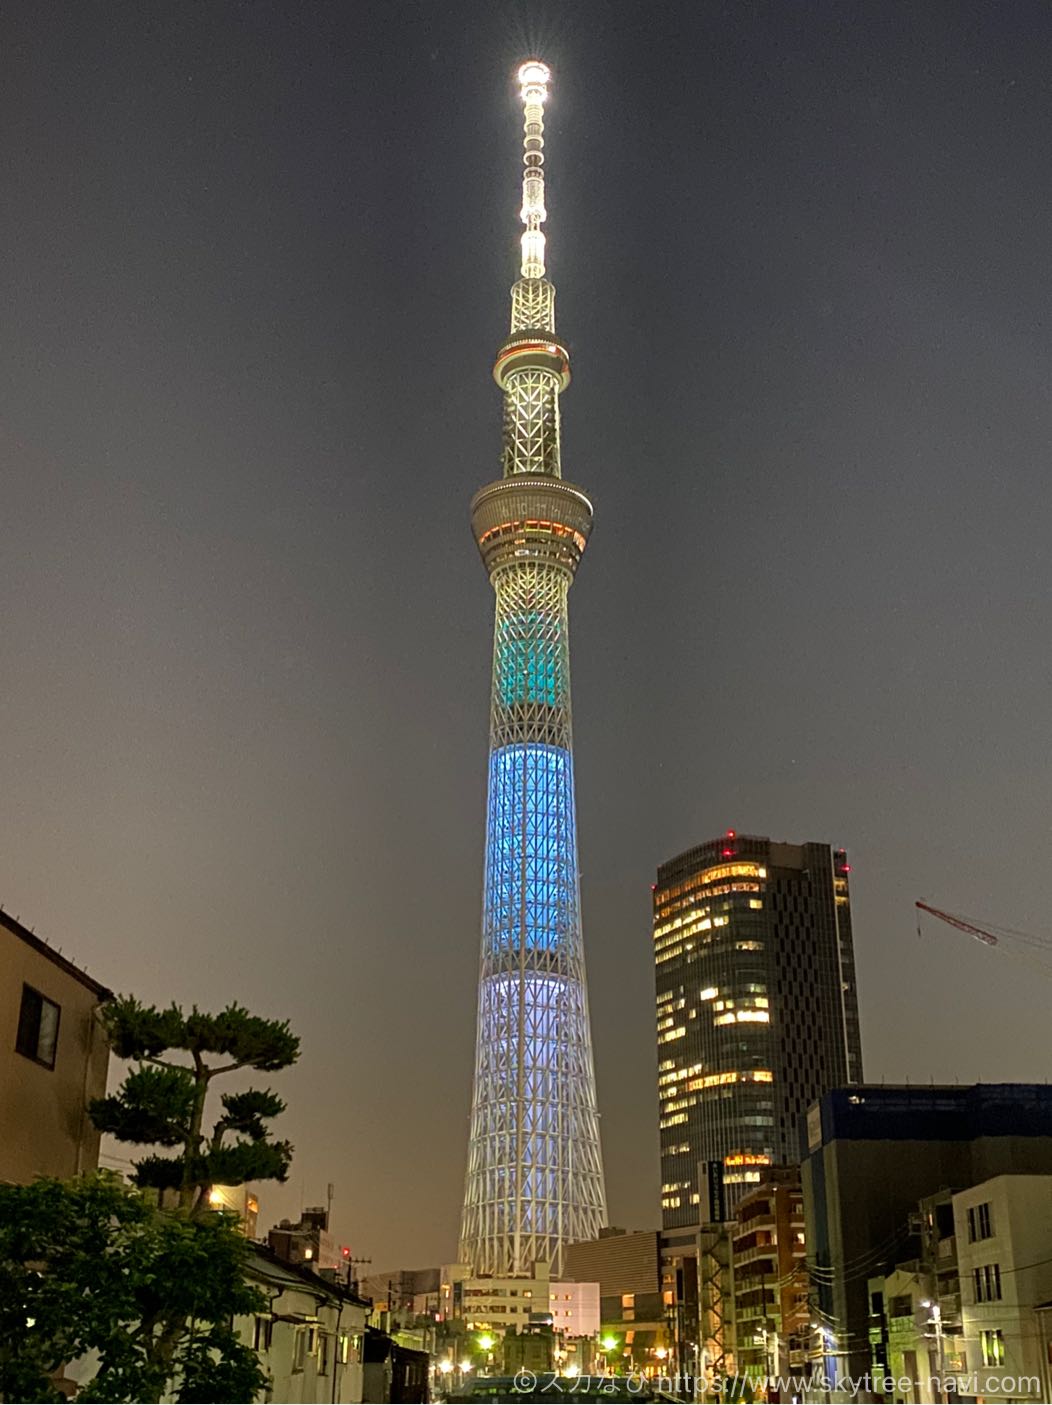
[238,1244,370,1404]
[653,833,862,1225]
[268,1206,339,1274]
[1,909,110,1184]
[954,1174,1052,1401]
[563,1228,669,1371]
[549,1279,600,1340]
[361,1267,441,1319]
[442,1259,551,1334]
[731,1168,809,1386]
[803,1084,1052,1396]
[460,60,606,1278]
[866,1260,944,1405]
[438,1258,597,1364]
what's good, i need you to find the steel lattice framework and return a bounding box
[459,61,607,1278]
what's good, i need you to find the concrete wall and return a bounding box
[563,1229,662,1296]
[954,1174,1052,1401]
[237,1286,366,1403]
[0,920,109,1183]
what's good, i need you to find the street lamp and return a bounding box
[435,1358,453,1398]
[922,1300,947,1402]
[599,1334,620,1377]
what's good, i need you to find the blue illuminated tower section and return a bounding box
[460,61,607,1278]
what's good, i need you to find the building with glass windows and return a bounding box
[805,1084,1052,1396]
[652,833,862,1226]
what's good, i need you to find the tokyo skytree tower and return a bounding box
[459,61,607,1278]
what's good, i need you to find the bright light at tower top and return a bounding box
[518,59,551,99]
[517,60,550,279]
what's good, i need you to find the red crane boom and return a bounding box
[915,901,998,947]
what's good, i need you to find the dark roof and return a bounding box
[0,906,112,999]
[809,1084,1052,1147]
[246,1240,371,1310]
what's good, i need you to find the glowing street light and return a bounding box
[478,1333,495,1352]
[437,1360,453,1376]
[564,1363,580,1379]
[601,1335,619,1352]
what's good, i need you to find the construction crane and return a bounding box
[916,901,1052,972]
[915,901,998,946]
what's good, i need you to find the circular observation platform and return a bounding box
[470,475,593,579]
[493,333,571,391]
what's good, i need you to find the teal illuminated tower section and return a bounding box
[459,61,607,1278]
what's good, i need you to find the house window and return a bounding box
[15,985,60,1068]
[974,1264,1002,1303]
[292,1328,307,1373]
[252,1317,273,1351]
[968,1202,993,1242]
[981,1330,1005,1367]
[318,1333,330,1376]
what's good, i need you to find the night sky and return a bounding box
[3,0,1051,1269]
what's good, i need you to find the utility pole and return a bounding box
[922,1297,946,1404]
[761,1271,775,1401]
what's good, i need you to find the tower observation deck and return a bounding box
[459,61,607,1278]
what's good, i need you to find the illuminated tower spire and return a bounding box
[459,60,607,1278]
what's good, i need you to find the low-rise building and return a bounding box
[362,1327,430,1404]
[362,1266,441,1318]
[867,1261,939,1403]
[804,1085,1052,1398]
[659,1217,738,1390]
[563,1228,668,1372]
[549,1279,600,1340]
[208,1183,260,1237]
[268,1206,341,1274]
[238,1243,370,1402]
[954,1174,1052,1401]
[441,1260,550,1333]
[502,1323,555,1375]
[0,908,110,1184]
[433,1260,598,1381]
[731,1168,808,1386]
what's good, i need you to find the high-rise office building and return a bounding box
[653,833,862,1225]
[458,61,606,1278]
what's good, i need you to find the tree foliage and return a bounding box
[0,996,304,1400]
[0,1173,267,1404]
[89,996,299,1212]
